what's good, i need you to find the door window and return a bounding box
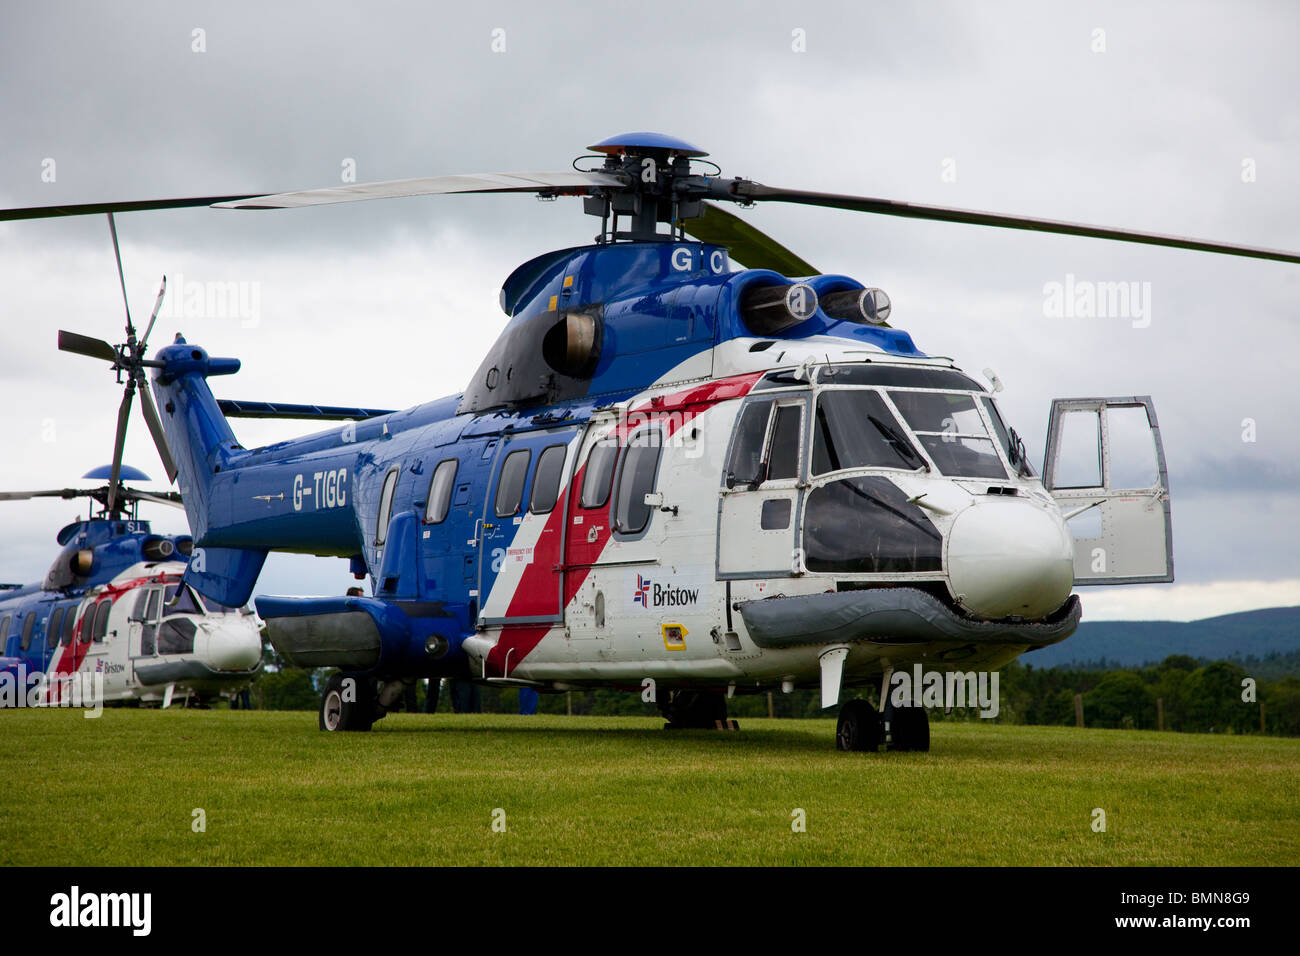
[580,438,619,509]
[424,459,458,523]
[494,449,531,517]
[614,429,663,535]
[46,607,64,650]
[529,445,567,515]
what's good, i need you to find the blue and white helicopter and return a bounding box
[5,133,1297,748]
[0,467,263,709]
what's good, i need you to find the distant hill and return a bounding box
[1023,606,1300,669]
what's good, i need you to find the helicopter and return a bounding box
[4,131,1297,748]
[0,466,263,709]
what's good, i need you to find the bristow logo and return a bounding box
[633,575,699,609]
[634,575,651,607]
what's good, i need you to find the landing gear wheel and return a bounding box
[662,690,729,729]
[836,699,882,752]
[319,673,375,732]
[889,705,930,752]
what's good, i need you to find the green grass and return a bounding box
[1,710,1296,866]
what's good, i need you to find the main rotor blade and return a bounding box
[107,213,133,334]
[128,489,185,510]
[58,330,118,364]
[683,202,818,276]
[137,380,178,484]
[107,386,135,514]
[730,183,1300,265]
[0,488,85,502]
[0,195,259,222]
[214,171,626,210]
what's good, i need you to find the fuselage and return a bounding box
[150,240,1089,700]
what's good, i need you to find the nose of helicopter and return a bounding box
[196,619,263,671]
[945,498,1075,620]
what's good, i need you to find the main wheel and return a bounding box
[319,673,375,732]
[889,705,930,752]
[836,699,882,752]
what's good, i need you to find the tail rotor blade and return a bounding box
[138,275,167,352]
[58,330,118,364]
[106,385,135,513]
[138,380,178,484]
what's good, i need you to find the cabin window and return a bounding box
[812,389,923,475]
[889,390,1007,480]
[494,450,531,518]
[46,607,64,649]
[0,615,9,643]
[613,428,663,535]
[424,459,458,524]
[529,445,567,515]
[375,466,401,545]
[20,613,36,651]
[579,438,618,509]
[61,608,77,645]
[91,600,111,643]
[146,589,161,621]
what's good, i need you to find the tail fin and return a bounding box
[151,335,266,606]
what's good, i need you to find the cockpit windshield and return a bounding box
[888,391,1008,480]
[813,390,925,474]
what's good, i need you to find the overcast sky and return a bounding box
[1,1,1297,621]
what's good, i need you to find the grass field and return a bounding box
[2,709,1296,866]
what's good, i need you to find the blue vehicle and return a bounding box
[5,133,1294,747]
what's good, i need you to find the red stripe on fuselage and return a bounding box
[47,572,179,700]
[484,371,762,675]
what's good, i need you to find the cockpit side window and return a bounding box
[725,399,774,486]
[766,404,804,481]
[982,396,1034,477]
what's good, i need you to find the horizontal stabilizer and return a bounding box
[216,399,395,421]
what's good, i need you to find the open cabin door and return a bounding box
[1043,396,1173,585]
